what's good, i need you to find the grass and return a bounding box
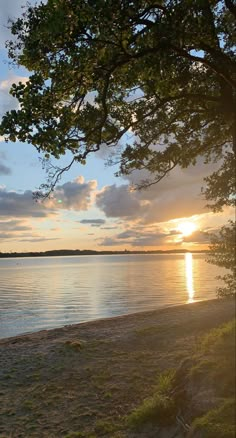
[156,369,176,395]
[189,319,235,436]
[65,420,119,437]
[127,319,236,434]
[127,369,177,428]
[127,393,176,428]
[192,398,235,438]
[191,319,235,397]
[94,419,118,433]
[200,319,235,352]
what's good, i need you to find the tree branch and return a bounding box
[224,0,236,19]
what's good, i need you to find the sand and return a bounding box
[0,298,235,437]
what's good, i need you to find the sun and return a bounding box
[177,221,197,237]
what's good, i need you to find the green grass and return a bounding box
[156,369,176,395]
[127,319,236,434]
[23,400,34,410]
[127,368,177,428]
[189,320,236,437]
[192,398,235,438]
[94,419,118,434]
[191,319,235,398]
[199,319,235,352]
[127,393,176,428]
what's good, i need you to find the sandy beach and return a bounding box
[0,298,235,437]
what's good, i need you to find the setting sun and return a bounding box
[177,221,197,237]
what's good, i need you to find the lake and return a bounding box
[0,253,224,339]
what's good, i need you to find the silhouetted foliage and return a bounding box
[207,221,236,297]
[0,0,235,293]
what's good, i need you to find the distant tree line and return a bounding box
[0,249,207,258]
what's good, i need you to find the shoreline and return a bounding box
[0,297,234,345]
[0,297,235,437]
[0,297,208,343]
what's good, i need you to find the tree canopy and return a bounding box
[0,0,235,194]
[0,0,235,294]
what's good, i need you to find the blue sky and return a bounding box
[0,0,233,253]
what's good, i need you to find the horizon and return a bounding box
[0,247,208,256]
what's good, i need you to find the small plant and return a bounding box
[127,393,176,428]
[23,400,34,410]
[156,369,176,395]
[94,419,117,433]
[191,398,235,438]
[200,320,235,352]
[103,391,112,399]
[127,368,177,429]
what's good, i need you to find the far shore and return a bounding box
[0,248,208,259]
[0,297,235,437]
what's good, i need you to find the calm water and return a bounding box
[0,253,224,339]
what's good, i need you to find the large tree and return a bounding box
[0,0,235,292]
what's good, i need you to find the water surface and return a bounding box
[0,253,224,338]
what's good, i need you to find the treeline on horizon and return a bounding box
[0,249,208,258]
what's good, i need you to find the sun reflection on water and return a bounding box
[185,253,195,303]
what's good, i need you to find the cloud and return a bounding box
[0,176,98,222]
[80,219,106,226]
[143,187,206,223]
[130,233,169,247]
[50,176,97,211]
[0,219,31,231]
[0,187,53,218]
[96,158,220,224]
[96,184,148,218]
[19,237,60,243]
[0,162,11,175]
[0,218,33,240]
[0,232,13,239]
[183,230,210,244]
[0,0,47,49]
[0,218,62,243]
[99,226,175,248]
[117,230,137,239]
[99,237,131,246]
[96,181,206,223]
[101,226,117,230]
[0,75,29,122]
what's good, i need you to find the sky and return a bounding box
[0,0,234,253]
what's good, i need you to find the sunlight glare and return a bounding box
[185,253,195,303]
[178,221,196,237]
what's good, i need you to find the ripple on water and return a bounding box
[0,254,226,338]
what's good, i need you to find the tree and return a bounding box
[0,0,235,292]
[203,156,235,297]
[207,221,235,297]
